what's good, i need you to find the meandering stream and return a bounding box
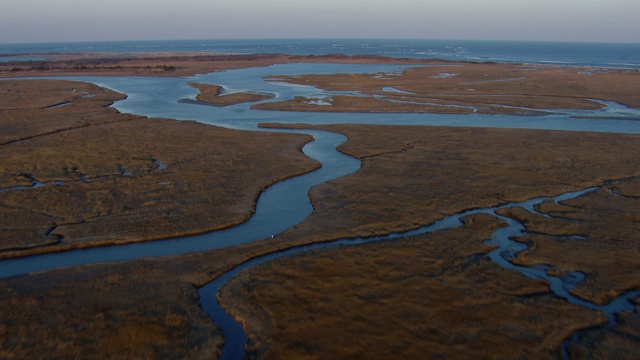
[200,187,640,359]
[2,62,640,358]
[0,129,357,278]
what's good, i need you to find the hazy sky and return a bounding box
[1,0,638,43]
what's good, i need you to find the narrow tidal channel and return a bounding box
[203,187,640,360]
[1,124,637,359]
[0,129,357,279]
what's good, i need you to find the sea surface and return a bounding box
[0,38,639,69]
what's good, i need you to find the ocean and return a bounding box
[0,38,638,69]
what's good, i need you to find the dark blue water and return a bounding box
[1,39,639,68]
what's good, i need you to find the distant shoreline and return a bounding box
[1,39,638,70]
[2,52,638,115]
[0,52,437,77]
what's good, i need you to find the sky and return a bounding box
[1,0,638,44]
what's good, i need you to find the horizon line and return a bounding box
[1,37,639,46]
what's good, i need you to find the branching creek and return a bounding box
[3,63,640,359]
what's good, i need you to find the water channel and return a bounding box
[2,62,640,358]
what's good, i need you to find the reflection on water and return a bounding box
[46,62,640,134]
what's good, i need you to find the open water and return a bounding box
[1,38,639,68]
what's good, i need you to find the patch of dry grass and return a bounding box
[253,63,640,114]
[262,124,640,245]
[187,83,274,107]
[220,214,606,359]
[0,80,318,257]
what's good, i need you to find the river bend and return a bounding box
[0,129,357,279]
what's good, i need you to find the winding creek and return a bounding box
[201,188,640,360]
[2,62,640,358]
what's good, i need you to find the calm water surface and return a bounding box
[47,62,640,134]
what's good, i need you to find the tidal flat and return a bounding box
[1,53,639,359]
